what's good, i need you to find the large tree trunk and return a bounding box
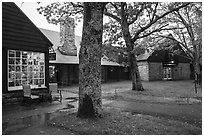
[121,3,144,91]
[77,2,106,118]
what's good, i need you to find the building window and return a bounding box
[8,50,45,91]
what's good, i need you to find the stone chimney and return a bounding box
[58,16,77,56]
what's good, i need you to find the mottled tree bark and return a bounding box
[77,2,106,118]
[121,3,144,91]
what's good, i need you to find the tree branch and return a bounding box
[110,2,118,10]
[132,2,190,42]
[151,3,159,22]
[70,2,84,8]
[158,34,193,59]
[128,3,145,25]
[104,8,121,23]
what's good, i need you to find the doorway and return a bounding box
[163,67,173,80]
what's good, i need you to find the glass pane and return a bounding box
[9,82,15,87]
[22,51,28,58]
[33,66,39,71]
[9,72,16,79]
[16,72,21,79]
[28,66,33,72]
[39,62,44,65]
[34,79,38,85]
[40,53,44,60]
[22,59,27,65]
[34,72,39,78]
[28,60,33,65]
[16,58,21,65]
[28,79,33,85]
[16,51,21,58]
[40,66,44,71]
[22,79,27,85]
[15,80,21,86]
[9,65,15,72]
[34,59,39,65]
[40,72,44,78]
[9,58,15,64]
[9,50,15,57]
[27,52,32,59]
[39,79,44,85]
[16,66,21,72]
[22,72,27,80]
[22,66,27,71]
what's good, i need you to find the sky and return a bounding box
[15,2,83,36]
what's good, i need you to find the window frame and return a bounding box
[7,49,46,91]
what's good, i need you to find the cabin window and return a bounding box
[8,50,45,91]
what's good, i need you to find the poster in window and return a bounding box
[28,79,33,85]
[22,58,27,65]
[40,66,44,71]
[40,72,44,78]
[22,52,27,58]
[28,66,33,72]
[39,79,44,85]
[9,82,15,87]
[9,58,15,64]
[16,58,21,65]
[15,80,21,86]
[16,72,21,79]
[16,51,21,57]
[22,72,27,78]
[16,66,21,72]
[28,60,32,65]
[34,79,38,85]
[9,50,15,57]
[40,61,44,65]
[9,65,15,72]
[22,66,27,71]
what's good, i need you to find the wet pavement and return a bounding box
[2,91,112,135]
[2,92,79,134]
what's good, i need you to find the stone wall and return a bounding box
[149,62,163,81]
[58,17,77,56]
[138,62,149,81]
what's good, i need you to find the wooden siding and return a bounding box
[2,2,52,50]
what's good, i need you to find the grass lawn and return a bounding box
[50,80,201,135]
[48,106,201,135]
[65,80,201,98]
